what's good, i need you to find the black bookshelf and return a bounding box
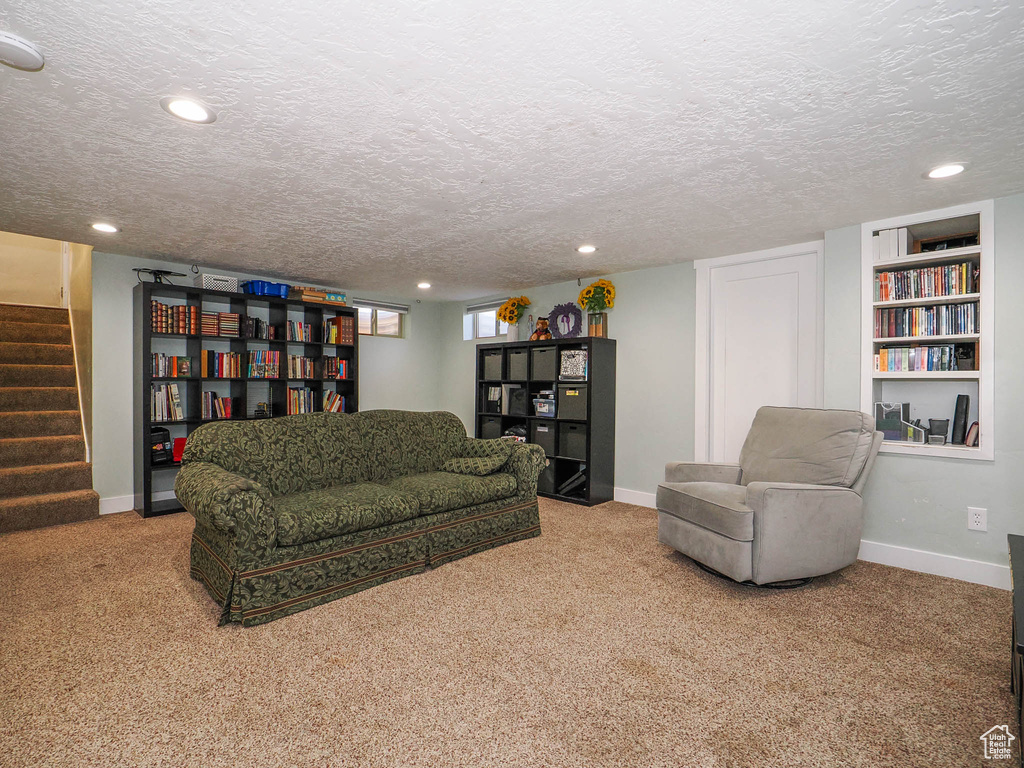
[474,337,616,506]
[133,281,359,517]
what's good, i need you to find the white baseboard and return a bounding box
[99,491,175,515]
[610,487,1010,591]
[614,487,656,508]
[858,539,1010,590]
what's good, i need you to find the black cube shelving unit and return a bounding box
[133,281,359,517]
[474,337,615,506]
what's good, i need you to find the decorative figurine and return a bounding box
[530,317,553,341]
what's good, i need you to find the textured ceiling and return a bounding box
[1,0,1023,300]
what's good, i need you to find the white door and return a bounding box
[696,243,823,462]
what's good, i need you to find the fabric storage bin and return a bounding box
[559,422,587,460]
[480,416,502,440]
[507,348,528,380]
[531,421,556,456]
[557,384,588,421]
[531,347,557,380]
[482,351,503,381]
[506,385,528,416]
[537,461,556,495]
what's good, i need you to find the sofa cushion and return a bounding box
[356,410,470,482]
[738,406,876,488]
[441,455,508,476]
[384,472,517,515]
[272,483,421,547]
[656,481,753,542]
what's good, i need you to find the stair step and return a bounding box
[0,363,76,388]
[0,411,81,439]
[0,488,99,534]
[0,387,78,412]
[0,321,71,345]
[0,341,74,366]
[0,435,85,468]
[0,304,69,325]
[0,461,92,500]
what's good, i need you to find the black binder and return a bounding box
[951,394,970,445]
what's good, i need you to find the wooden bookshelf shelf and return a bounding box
[134,281,360,517]
[872,244,981,269]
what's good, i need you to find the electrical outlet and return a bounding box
[968,506,987,532]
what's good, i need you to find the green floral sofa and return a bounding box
[175,410,545,626]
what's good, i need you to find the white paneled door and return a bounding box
[695,242,823,462]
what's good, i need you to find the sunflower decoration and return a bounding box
[497,295,531,325]
[577,279,616,313]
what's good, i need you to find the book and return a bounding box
[965,421,980,448]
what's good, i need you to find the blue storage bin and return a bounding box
[241,280,291,297]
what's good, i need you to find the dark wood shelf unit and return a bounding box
[133,281,359,517]
[474,337,616,507]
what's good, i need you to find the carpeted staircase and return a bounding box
[0,303,99,534]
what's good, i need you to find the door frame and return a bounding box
[693,240,825,462]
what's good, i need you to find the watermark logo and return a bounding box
[980,725,1016,760]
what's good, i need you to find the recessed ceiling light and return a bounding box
[417,282,431,289]
[0,31,45,71]
[91,222,118,233]
[160,96,217,124]
[577,245,597,254]
[927,163,965,179]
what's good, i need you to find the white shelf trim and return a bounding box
[873,292,981,309]
[872,244,981,269]
[872,371,979,379]
[872,333,979,343]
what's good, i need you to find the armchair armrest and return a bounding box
[744,481,864,584]
[174,462,276,548]
[501,442,547,498]
[664,462,742,485]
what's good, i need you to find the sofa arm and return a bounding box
[174,462,276,548]
[665,462,742,484]
[745,481,864,584]
[501,442,547,498]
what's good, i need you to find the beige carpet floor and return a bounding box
[0,499,1015,768]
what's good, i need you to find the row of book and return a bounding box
[323,392,347,413]
[288,386,315,415]
[874,261,978,302]
[248,350,280,379]
[322,315,356,345]
[203,311,240,337]
[151,301,200,335]
[286,321,313,341]
[200,351,242,379]
[151,354,191,378]
[202,393,234,420]
[873,345,964,373]
[288,355,315,379]
[243,316,276,340]
[151,383,184,422]
[874,302,978,339]
[323,358,350,380]
[872,228,912,260]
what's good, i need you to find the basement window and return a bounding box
[463,300,509,341]
[353,300,408,338]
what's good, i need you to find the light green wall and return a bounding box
[91,252,443,504]
[91,193,1023,567]
[437,263,697,496]
[823,194,1024,566]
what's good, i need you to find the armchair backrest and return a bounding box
[738,406,879,489]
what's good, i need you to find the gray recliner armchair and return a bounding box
[657,406,883,585]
